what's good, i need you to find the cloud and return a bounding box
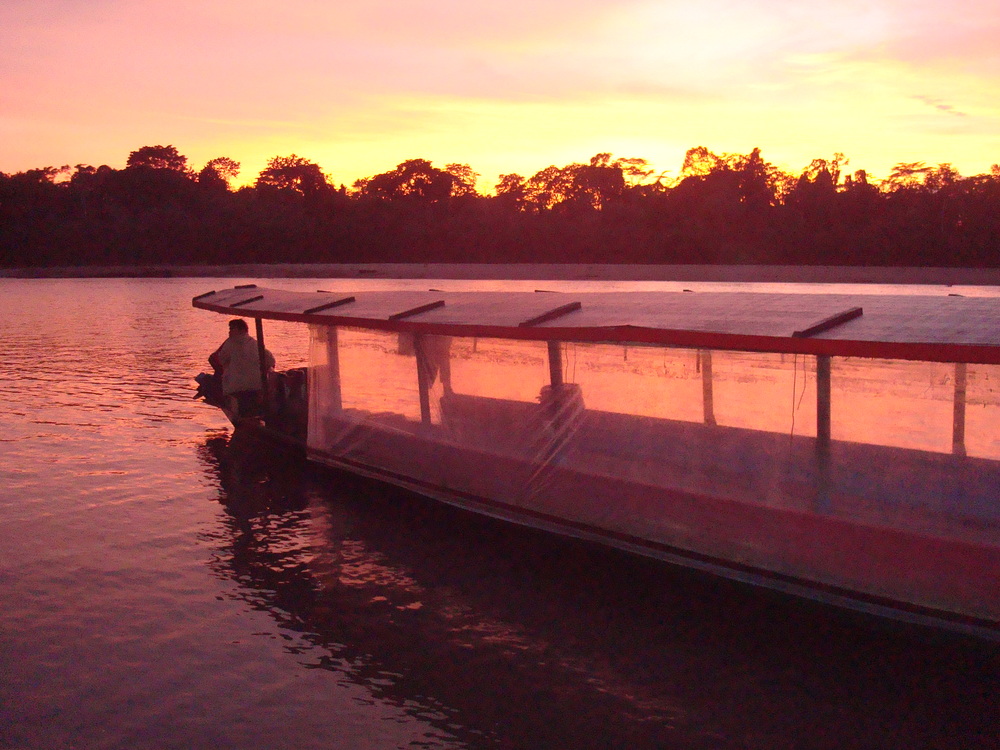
[913,95,968,117]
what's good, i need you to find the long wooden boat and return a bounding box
[194,284,1000,639]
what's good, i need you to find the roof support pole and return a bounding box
[816,355,831,450]
[701,350,716,426]
[953,362,967,457]
[255,317,271,418]
[542,340,578,445]
[325,326,342,412]
[548,341,563,387]
[815,354,832,509]
[413,334,432,426]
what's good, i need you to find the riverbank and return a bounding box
[3,263,1000,285]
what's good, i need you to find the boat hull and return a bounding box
[306,403,1000,638]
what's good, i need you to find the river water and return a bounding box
[1,277,997,750]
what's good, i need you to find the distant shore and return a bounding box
[3,263,1000,285]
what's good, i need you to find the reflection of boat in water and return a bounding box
[194,285,1000,638]
[195,433,1000,748]
[195,432,709,747]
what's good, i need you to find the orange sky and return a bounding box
[2,0,998,190]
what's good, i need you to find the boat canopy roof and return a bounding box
[193,285,1000,364]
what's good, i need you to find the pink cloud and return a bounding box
[913,95,968,117]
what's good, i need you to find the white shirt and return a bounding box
[214,333,275,395]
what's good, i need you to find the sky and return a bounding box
[2,0,999,191]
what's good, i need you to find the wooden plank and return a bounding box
[303,296,356,314]
[231,294,264,307]
[388,300,446,320]
[413,292,570,328]
[300,291,450,322]
[518,301,583,327]
[792,307,864,338]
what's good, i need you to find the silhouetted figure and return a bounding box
[209,318,275,419]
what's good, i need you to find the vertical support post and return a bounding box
[413,334,432,425]
[953,362,967,457]
[255,317,271,417]
[543,340,567,429]
[436,337,453,395]
[815,354,832,509]
[326,326,342,412]
[548,341,563,387]
[701,350,716,426]
[816,355,831,449]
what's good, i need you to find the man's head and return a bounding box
[228,318,249,335]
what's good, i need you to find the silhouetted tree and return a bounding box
[256,155,330,199]
[882,162,932,192]
[126,145,189,172]
[564,154,627,211]
[520,164,576,212]
[3,143,1000,270]
[198,157,241,190]
[445,163,479,198]
[358,159,456,202]
[494,173,527,209]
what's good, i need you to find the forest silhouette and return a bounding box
[2,144,999,269]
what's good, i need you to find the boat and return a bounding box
[193,283,1000,639]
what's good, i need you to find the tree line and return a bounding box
[1,144,999,268]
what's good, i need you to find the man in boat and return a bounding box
[209,318,276,420]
